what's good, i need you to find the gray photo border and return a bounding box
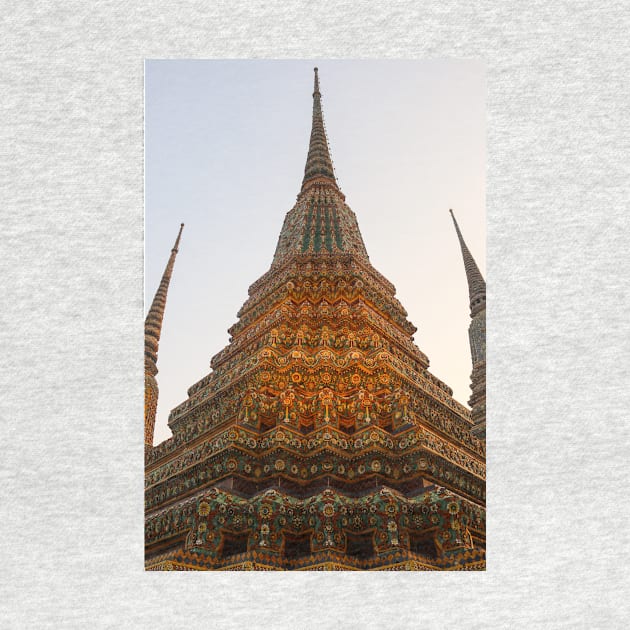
[2,2,628,628]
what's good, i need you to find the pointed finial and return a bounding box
[449,208,465,241]
[449,209,485,317]
[449,208,462,236]
[450,209,486,439]
[302,67,338,191]
[145,222,184,448]
[173,222,184,252]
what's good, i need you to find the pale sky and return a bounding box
[145,59,485,446]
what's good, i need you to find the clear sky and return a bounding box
[145,59,485,446]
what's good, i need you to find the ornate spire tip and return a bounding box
[173,222,184,251]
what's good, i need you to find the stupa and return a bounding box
[145,68,486,571]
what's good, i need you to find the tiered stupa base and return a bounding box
[145,478,485,571]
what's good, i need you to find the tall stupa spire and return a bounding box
[270,69,369,267]
[449,209,485,316]
[145,222,184,448]
[301,67,338,191]
[449,209,485,440]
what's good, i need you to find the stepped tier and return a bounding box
[146,485,485,571]
[145,423,485,510]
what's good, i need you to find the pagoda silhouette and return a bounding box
[144,68,486,571]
